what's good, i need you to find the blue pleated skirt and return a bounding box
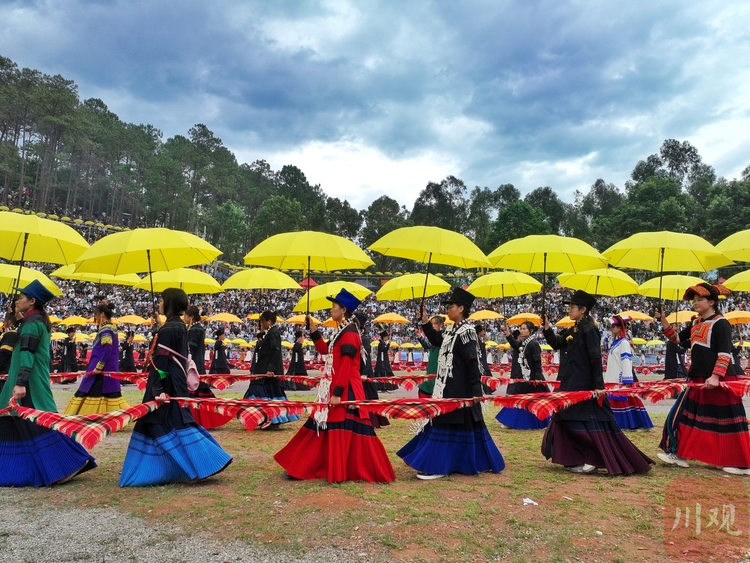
[0,417,96,487]
[495,407,551,429]
[397,417,505,476]
[607,395,654,430]
[244,379,300,424]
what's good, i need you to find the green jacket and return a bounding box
[417,334,440,395]
[0,313,57,412]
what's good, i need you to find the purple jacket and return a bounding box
[79,324,121,394]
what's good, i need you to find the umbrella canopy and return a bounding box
[376,273,451,301]
[488,235,607,273]
[557,268,638,297]
[717,230,750,263]
[604,231,732,273]
[666,310,696,324]
[283,314,322,326]
[638,275,706,301]
[62,316,92,326]
[321,318,341,328]
[51,264,142,287]
[724,270,750,292]
[0,211,89,265]
[368,226,491,269]
[50,332,67,341]
[373,313,410,324]
[117,314,149,325]
[74,333,90,343]
[48,315,63,324]
[555,316,575,327]
[292,281,372,312]
[299,277,318,288]
[647,340,665,346]
[136,268,222,294]
[724,311,750,325]
[467,271,542,299]
[616,310,654,322]
[222,268,301,291]
[72,228,222,275]
[0,264,62,296]
[243,231,374,272]
[632,338,647,345]
[506,313,542,325]
[468,309,504,321]
[207,313,243,323]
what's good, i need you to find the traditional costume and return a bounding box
[119,338,135,373]
[541,290,653,475]
[0,323,19,395]
[659,283,750,472]
[64,322,129,415]
[188,322,232,430]
[61,333,79,373]
[244,323,299,426]
[374,333,397,391]
[357,313,388,429]
[283,335,310,391]
[209,337,230,374]
[275,289,395,483]
[495,331,550,429]
[398,288,505,478]
[417,332,439,398]
[0,280,96,486]
[120,315,232,486]
[604,317,653,431]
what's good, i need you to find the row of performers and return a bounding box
[1,281,749,487]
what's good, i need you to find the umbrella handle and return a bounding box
[418,253,433,321]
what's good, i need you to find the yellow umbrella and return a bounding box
[468,309,504,321]
[73,228,221,276]
[540,344,553,351]
[49,315,63,324]
[506,313,542,325]
[247,313,260,320]
[400,342,415,348]
[632,338,647,345]
[368,226,491,270]
[666,310,695,324]
[230,338,248,346]
[555,316,575,327]
[244,231,374,315]
[376,273,451,301]
[723,270,750,292]
[373,313,410,324]
[488,234,607,313]
[0,211,89,265]
[204,338,216,345]
[50,332,67,341]
[638,275,706,301]
[51,264,142,286]
[616,310,653,322]
[368,226,490,309]
[321,317,341,328]
[244,231,374,272]
[604,232,732,300]
[467,271,541,298]
[74,333,90,343]
[62,316,92,326]
[222,268,301,291]
[284,314,322,326]
[292,281,372,312]
[484,341,498,347]
[117,314,149,325]
[208,313,243,323]
[558,268,638,297]
[0,264,63,296]
[389,341,400,348]
[281,341,294,349]
[497,342,510,349]
[717,230,750,262]
[646,339,665,346]
[725,311,750,325]
[136,268,222,294]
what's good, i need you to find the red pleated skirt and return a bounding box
[660,374,750,468]
[274,409,396,483]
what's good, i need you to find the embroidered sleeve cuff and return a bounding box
[100,336,113,346]
[332,385,345,397]
[340,344,357,358]
[713,353,732,378]
[663,325,678,344]
[96,361,106,371]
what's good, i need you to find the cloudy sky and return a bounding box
[2,0,749,209]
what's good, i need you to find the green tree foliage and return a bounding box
[486,200,551,250]
[251,195,304,243]
[359,195,411,271]
[410,176,468,234]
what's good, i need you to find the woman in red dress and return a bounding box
[274,288,395,483]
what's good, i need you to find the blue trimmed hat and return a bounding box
[14,279,55,306]
[326,288,362,312]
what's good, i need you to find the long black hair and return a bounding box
[162,288,188,319]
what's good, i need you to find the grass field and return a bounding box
[20,387,750,563]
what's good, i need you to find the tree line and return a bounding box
[1,55,749,268]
